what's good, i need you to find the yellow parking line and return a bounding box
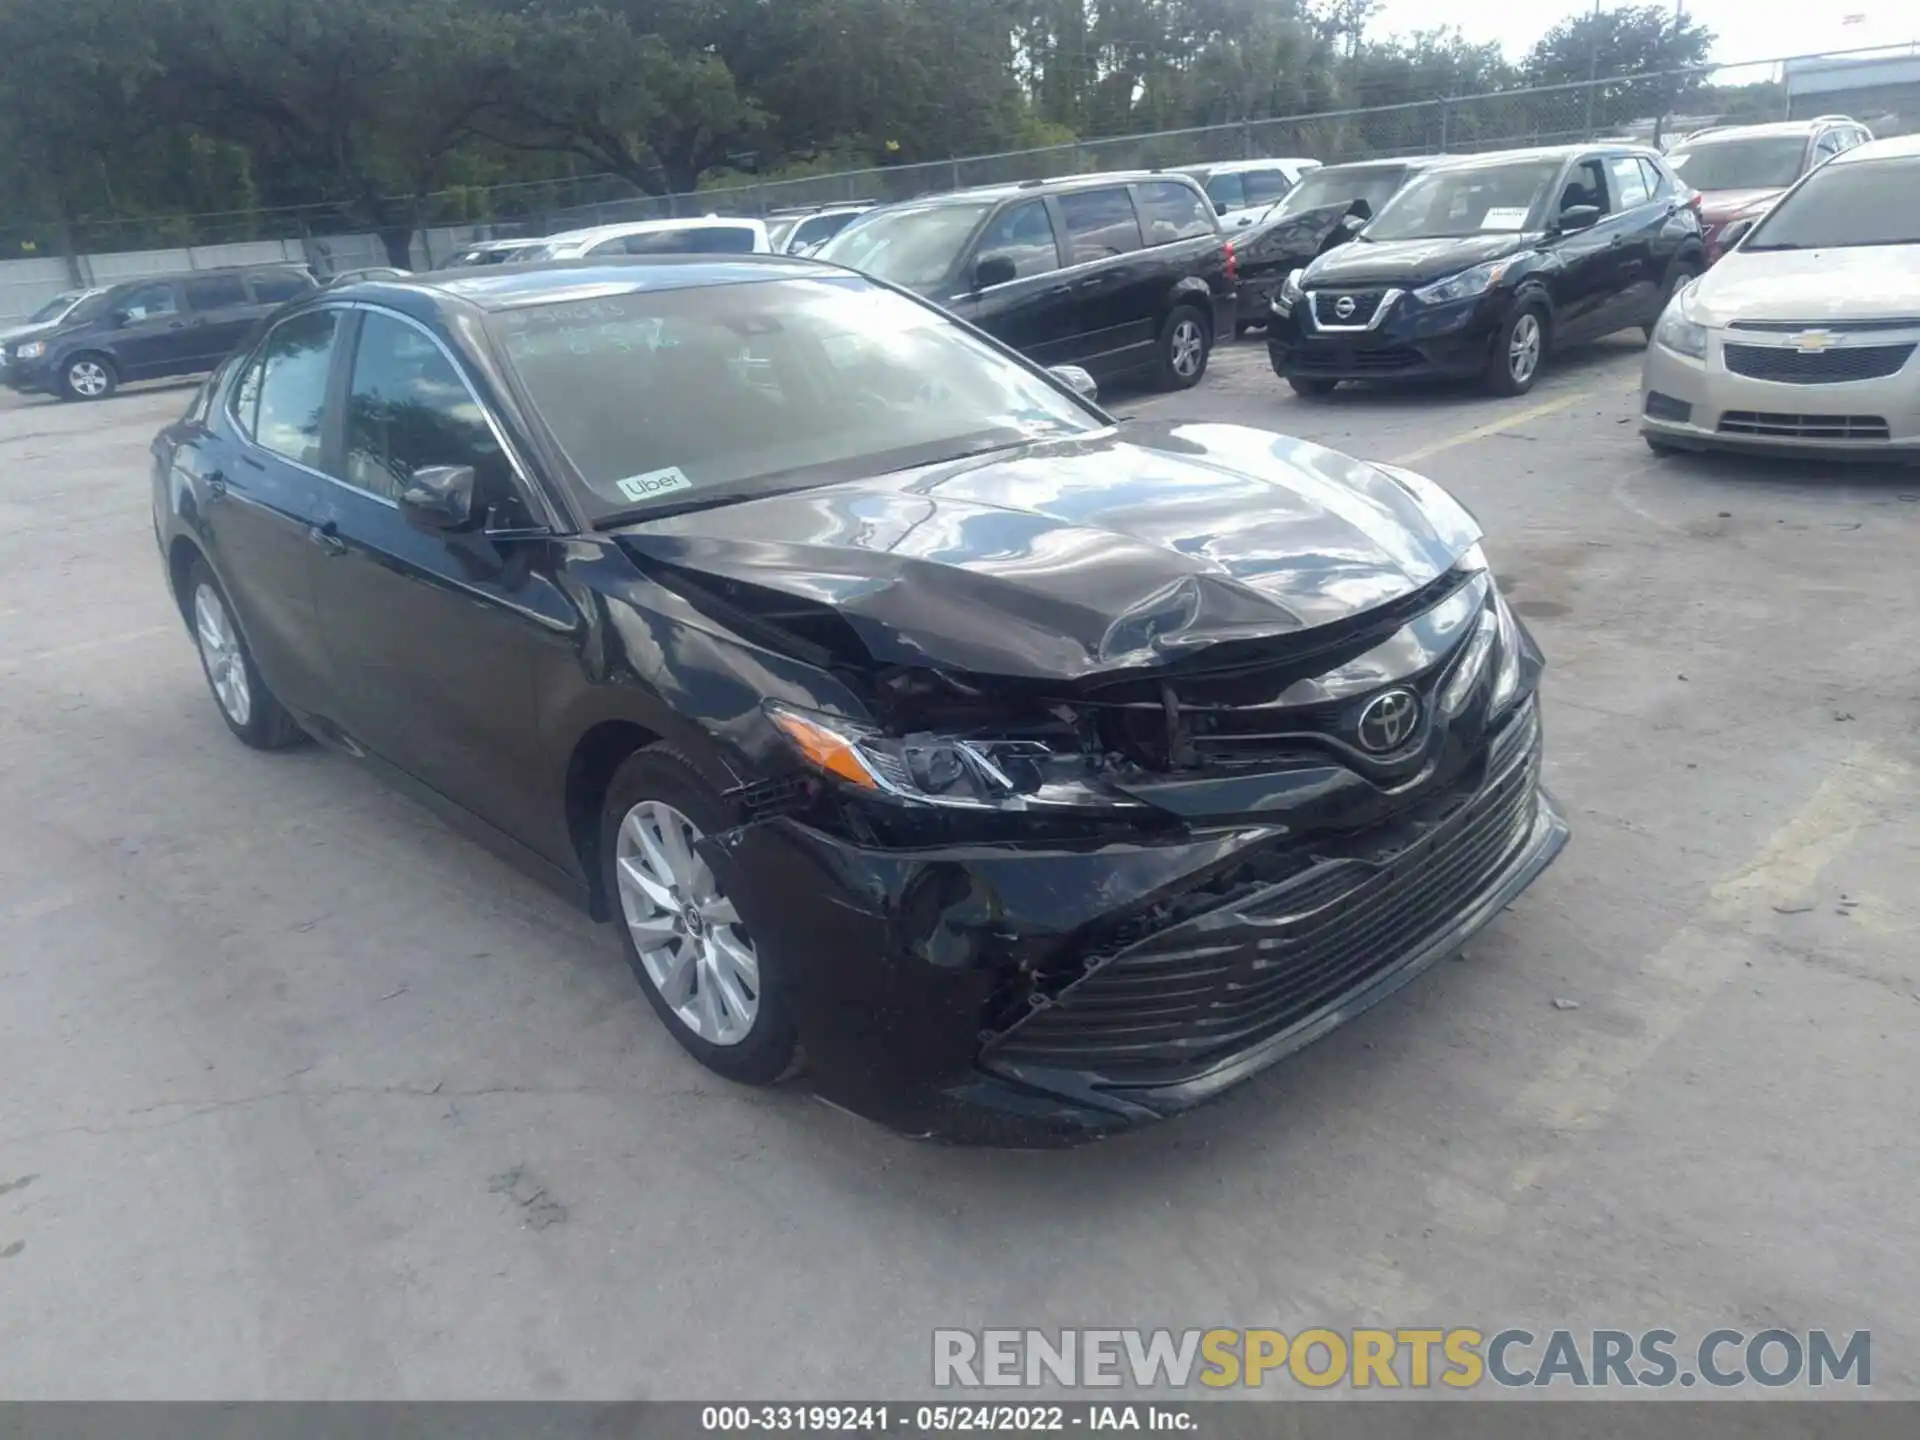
[1387,387,1606,468]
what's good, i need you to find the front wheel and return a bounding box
[60,354,118,402]
[1485,305,1547,396]
[1155,305,1211,390]
[601,746,798,1085]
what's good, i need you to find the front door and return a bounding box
[308,308,580,849]
[1541,157,1621,345]
[180,272,261,371]
[106,280,194,378]
[947,198,1076,367]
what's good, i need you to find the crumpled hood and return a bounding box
[1236,203,1356,273]
[1303,232,1533,288]
[613,423,1479,681]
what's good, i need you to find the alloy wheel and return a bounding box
[68,360,110,398]
[193,582,252,727]
[1508,313,1542,385]
[1170,318,1206,378]
[614,799,759,1046]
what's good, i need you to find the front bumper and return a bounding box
[1267,288,1507,383]
[721,700,1566,1146]
[2,356,53,393]
[1641,331,1920,459]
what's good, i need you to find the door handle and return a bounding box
[308,521,346,556]
[1609,235,1626,247]
[1074,277,1105,291]
[1044,285,1070,298]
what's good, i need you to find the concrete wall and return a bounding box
[0,225,503,323]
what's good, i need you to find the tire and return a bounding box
[1643,262,1700,342]
[1485,303,1548,397]
[1288,376,1338,398]
[185,559,306,750]
[1644,433,1679,456]
[1155,304,1211,390]
[59,353,118,402]
[600,744,798,1086]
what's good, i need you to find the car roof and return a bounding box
[1676,119,1845,145]
[1832,132,1920,165]
[328,256,840,316]
[1418,143,1652,173]
[1312,155,1444,175]
[465,237,546,250]
[1176,157,1320,175]
[543,216,770,247]
[894,170,1204,208]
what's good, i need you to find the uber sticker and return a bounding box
[615,467,694,502]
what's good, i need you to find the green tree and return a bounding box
[1522,4,1716,142]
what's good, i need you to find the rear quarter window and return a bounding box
[1055,188,1146,263]
[1134,182,1217,245]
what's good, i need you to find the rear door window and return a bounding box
[1607,156,1651,209]
[182,274,249,311]
[1134,182,1216,245]
[1054,188,1145,264]
[972,200,1061,279]
[251,310,340,471]
[1636,157,1669,199]
[248,272,314,304]
[114,281,179,321]
[1202,172,1246,212]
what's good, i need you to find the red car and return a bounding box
[1667,117,1873,263]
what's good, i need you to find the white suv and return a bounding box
[533,217,774,261]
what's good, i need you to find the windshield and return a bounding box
[1742,156,1920,251]
[494,275,1098,521]
[815,204,993,290]
[1273,167,1409,221]
[27,290,92,324]
[1365,160,1561,240]
[1667,136,1806,191]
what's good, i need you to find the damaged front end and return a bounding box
[667,541,1567,1145]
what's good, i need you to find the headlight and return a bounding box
[1412,258,1514,305]
[766,703,1132,811]
[1653,287,1708,359]
[15,340,45,360]
[1489,590,1523,716]
[1272,268,1305,316]
[1438,563,1527,720]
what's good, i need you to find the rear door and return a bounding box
[1047,186,1155,375]
[196,309,341,715]
[180,272,258,369]
[1601,154,1665,326]
[948,198,1076,365]
[103,280,194,378]
[308,307,577,844]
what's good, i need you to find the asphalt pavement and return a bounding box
[2,334,1917,1398]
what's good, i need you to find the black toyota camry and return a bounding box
[151,258,1567,1145]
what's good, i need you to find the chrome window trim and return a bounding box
[1307,288,1403,332]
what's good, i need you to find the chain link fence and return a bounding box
[6,45,1916,267]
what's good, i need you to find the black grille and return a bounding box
[1310,290,1389,327]
[988,706,1542,1078]
[1718,411,1891,441]
[1293,344,1424,373]
[1723,343,1914,384]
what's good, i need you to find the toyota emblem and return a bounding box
[1334,295,1357,320]
[1356,689,1420,753]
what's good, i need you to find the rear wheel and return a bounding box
[60,353,117,402]
[601,745,798,1085]
[1288,376,1338,398]
[186,560,305,749]
[1485,304,1547,396]
[1155,305,1211,390]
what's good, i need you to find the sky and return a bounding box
[1369,0,1917,72]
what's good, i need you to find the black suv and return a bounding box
[815,172,1236,389]
[3,265,316,401]
[1269,145,1705,397]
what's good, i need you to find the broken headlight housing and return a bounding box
[765,702,1137,811]
[1439,543,1526,720]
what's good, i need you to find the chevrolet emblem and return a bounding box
[1789,330,1840,353]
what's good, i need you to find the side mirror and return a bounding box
[1719,217,1757,250]
[1557,204,1602,233]
[1214,199,1229,216]
[1047,365,1098,403]
[972,254,1017,290]
[107,309,131,328]
[1347,198,1373,222]
[398,464,476,532]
